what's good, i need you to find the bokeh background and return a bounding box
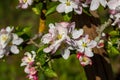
[0,0,120,80]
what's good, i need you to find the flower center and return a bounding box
[23,0,27,3]
[66,0,71,6]
[0,34,8,42]
[82,43,87,47]
[57,34,62,39]
[82,57,88,62]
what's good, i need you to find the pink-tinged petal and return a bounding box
[61,48,70,59]
[74,6,82,14]
[79,55,92,66]
[84,48,93,57]
[107,0,120,10]
[29,67,37,75]
[65,6,73,13]
[99,0,107,7]
[56,4,66,13]
[22,3,28,9]
[90,0,99,11]
[68,22,75,33]
[41,34,53,44]
[10,45,19,54]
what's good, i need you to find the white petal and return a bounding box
[87,40,97,48]
[10,45,19,54]
[27,0,33,5]
[41,34,52,44]
[72,29,83,39]
[0,54,4,58]
[59,0,66,3]
[90,0,99,11]
[65,6,73,13]
[56,4,66,13]
[24,66,30,74]
[22,3,28,9]
[62,48,70,59]
[99,0,107,7]
[20,62,27,66]
[84,48,93,57]
[12,38,23,45]
[6,27,13,32]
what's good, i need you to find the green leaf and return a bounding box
[63,14,72,21]
[83,8,91,16]
[44,68,58,78]
[32,3,43,15]
[108,46,120,57]
[45,5,57,16]
[109,31,119,36]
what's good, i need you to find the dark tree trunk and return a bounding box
[72,13,115,80]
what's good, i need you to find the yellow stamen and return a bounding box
[66,0,71,6]
[82,43,87,47]
[23,0,27,3]
[0,34,8,42]
[57,34,62,39]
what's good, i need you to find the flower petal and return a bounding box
[84,48,93,57]
[72,29,83,39]
[10,45,19,54]
[99,0,107,7]
[56,4,66,13]
[61,48,70,59]
[90,0,99,11]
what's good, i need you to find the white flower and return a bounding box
[90,0,107,11]
[75,35,97,57]
[17,0,33,9]
[0,27,13,49]
[56,0,78,13]
[21,51,36,66]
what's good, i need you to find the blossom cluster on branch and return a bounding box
[0,0,120,80]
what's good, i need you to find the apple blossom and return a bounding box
[17,0,33,9]
[74,35,97,57]
[21,51,36,66]
[0,27,23,58]
[56,0,78,13]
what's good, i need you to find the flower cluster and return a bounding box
[41,22,97,66]
[21,51,38,80]
[0,27,23,58]
[56,0,107,14]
